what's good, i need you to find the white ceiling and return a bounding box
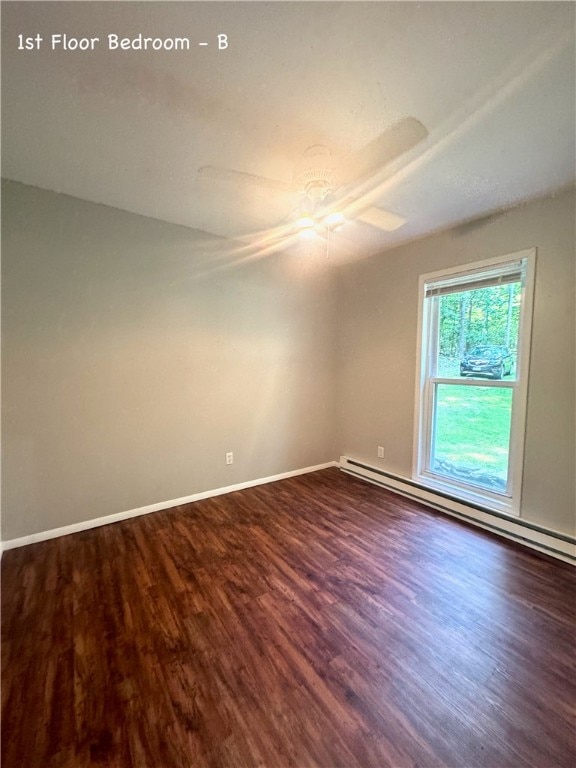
[2,1,575,264]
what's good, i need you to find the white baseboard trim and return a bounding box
[340,457,576,565]
[1,461,338,551]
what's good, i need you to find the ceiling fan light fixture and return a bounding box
[324,211,345,229]
[296,216,316,231]
[198,117,426,241]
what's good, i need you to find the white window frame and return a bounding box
[412,248,536,517]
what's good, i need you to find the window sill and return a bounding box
[415,471,520,518]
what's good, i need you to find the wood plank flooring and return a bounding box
[2,467,575,767]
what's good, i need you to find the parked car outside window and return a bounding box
[460,345,513,379]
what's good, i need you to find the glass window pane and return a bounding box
[435,282,521,380]
[430,384,513,494]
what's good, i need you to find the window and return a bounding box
[413,249,535,515]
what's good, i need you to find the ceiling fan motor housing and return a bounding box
[294,145,339,200]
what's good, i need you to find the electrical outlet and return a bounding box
[377,446,385,459]
[225,451,233,465]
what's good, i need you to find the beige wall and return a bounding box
[1,181,338,540]
[2,181,574,542]
[336,188,576,537]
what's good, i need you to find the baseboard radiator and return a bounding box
[339,457,575,565]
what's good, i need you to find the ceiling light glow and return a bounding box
[325,212,345,229]
[296,216,316,230]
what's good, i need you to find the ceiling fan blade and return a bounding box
[343,116,428,184]
[355,206,406,232]
[198,166,292,194]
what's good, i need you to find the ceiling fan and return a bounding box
[197,116,427,237]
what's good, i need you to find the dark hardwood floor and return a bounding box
[2,467,575,767]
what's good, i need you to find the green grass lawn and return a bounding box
[432,385,512,491]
